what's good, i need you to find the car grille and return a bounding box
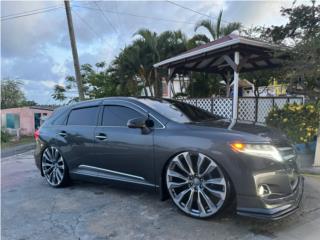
[277,146,296,161]
[275,144,299,190]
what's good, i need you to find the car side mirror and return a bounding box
[127,117,147,129]
[127,117,154,134]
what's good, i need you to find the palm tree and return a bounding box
[193,10,242,97]
[133,29,189,97]
[133,29,161,96]
[194,10,242,41]
[157,30,188,59]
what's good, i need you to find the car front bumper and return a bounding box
[236,175,304,220]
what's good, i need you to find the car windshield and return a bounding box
[138,98,223,123]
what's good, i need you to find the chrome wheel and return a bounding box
[41,146,65,187]
[166,152,227,218]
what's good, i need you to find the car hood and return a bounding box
[186,119,290,145]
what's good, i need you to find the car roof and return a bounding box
[66,96,167,108]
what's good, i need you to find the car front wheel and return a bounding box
[166,151,229,218]
[41,146,69,187]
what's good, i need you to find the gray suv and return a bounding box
[34,97,303,219]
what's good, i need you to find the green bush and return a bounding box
[1,129,11,143]
[266,102,320,144]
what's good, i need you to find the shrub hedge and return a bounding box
[266,101,320,144]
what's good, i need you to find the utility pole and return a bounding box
[64,0,84,101]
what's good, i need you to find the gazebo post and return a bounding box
[168,67,175,98]
[232,51,240,121]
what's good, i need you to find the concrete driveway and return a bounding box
[2,150,320,240]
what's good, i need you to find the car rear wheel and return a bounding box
[166,151,229,218]
[41,146,69,187]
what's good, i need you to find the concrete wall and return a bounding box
[1,107,53,136]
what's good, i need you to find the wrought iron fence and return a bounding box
[178,97,304,123]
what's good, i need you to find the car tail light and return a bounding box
[34,129,40,141]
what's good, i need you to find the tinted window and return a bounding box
[138,99,222,123]
[67,107,99,126]
[150,116,163,128]
[102,106,143,126]
[52,112,67,125]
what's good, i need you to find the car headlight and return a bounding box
[230,142,282,161]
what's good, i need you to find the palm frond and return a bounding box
[187,34,211,49]
[222,22,242,36]
[194,19,215,40]
[215,10,223,39]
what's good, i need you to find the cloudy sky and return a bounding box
[0,0,310,104]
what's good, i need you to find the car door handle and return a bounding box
[58,131,67,137]
[95,134,108,141]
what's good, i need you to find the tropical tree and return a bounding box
[261,1,320,44]
[133,29,162,96]
[194,10,242,42]
[1,79,36,108]
[257,1,320,99]
[52,62,125,103]
[190,10,242,97]
[133,29,189,97]
[52,85,67,102]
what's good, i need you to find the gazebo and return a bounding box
[154,33,286,123]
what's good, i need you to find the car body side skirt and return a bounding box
[70,164,159,188]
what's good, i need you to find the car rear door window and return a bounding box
[102,106,143,126]
[67,107,99,126]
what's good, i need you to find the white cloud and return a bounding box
[40,80,57,88]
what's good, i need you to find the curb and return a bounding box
[300,168,320,176]
[1,143,35,158]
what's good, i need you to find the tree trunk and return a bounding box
[154,68,162,98]
[170,79,176,97]
[143,85,148,96]
[147,71,154,97]
[178,75,183,94]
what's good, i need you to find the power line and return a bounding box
[166,1,213,20]
[1,6,62,21]
[92,1,119,35]
[1,4,62,18]
[72,5,198,25]
[71,9,101,38]
[166,0,250,30]
[71,8,114,49]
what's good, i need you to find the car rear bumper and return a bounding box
[34,140,44,175]
[236,176,304,220]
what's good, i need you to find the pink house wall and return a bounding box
[1,107,53,136]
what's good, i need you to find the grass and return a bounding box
[1,136,35,150]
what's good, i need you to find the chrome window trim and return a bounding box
[148,113,166,129]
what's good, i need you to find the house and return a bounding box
[162,75,189,98]
[241,80,288,97]
[1,106,54,136]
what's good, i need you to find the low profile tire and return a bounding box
[41,146,69,187]
[166,151,230,218]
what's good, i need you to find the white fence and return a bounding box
[178,97,304,123]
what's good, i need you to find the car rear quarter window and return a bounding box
[102,106,142,126]
[67,107,99,126]
[52,111,67,125]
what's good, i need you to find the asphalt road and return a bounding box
[2,150,320,240]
